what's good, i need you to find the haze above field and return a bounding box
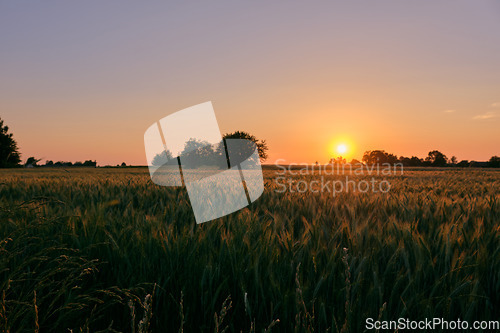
[1,1,499,166]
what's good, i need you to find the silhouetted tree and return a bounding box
[151,150,175,167]
[25,157,41,167]
[54,161,72,167]
[410,157,423,166]
[223,131,268,162]
[178,138,223,169]
[45,160,54,166]
[180,138,210,157]
[398,156,410,166]
[362,150,398,165]
[329,156,346,164]
[488,156,500,168]
[399,156,423,167]
[425,150,448,167]
[83,160,97,167]
[221,138,261,169]
[0,117,21,167]
[468,160,489,168]
[121,162,127,167]
[456,160,469,167]
[450,156,457,166]
[150,131,268,169]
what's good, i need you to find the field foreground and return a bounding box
[0,167,499,332]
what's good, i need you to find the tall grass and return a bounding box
[0,167,499,332]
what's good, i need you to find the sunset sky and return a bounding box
[1,1,499,165]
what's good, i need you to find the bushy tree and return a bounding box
[489,156,500,168]
[179,138,224,169]
[25,157,41,167]
[83,160,97,167]
[150,132,268,169]
[362,150,398,165]
[398,156,423,167]
[0,117,21,167]
[425,150,448,167]
[151,150,174,167]
[223,131,268,162]
[329,156,346,164]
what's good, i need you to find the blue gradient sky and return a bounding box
[1,1,499,165]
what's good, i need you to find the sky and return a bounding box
[1,1,499,165]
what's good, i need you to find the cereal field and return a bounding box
[0,167,499,332]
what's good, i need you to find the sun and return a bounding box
[329,137,356,161]
[337,144,348,155]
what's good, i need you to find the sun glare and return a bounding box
[329,137,356,161]
[337,144,347,155]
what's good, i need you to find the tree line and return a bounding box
[0,117,268,168]
[1,117,498,168]
[0,117,98,168]
[34,159,97,168]
[358,150,500,168]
